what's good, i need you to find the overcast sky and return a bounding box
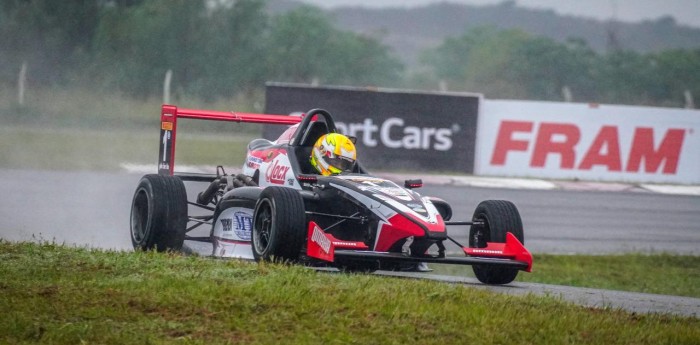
[299,0,700,28]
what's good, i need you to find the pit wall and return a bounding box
[475,100,700,185]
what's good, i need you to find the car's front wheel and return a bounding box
[252,186,306,262]
[469,200,524,285]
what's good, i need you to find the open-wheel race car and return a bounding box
[130,105,532,284]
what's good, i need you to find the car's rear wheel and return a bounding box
[252,186,306,262]
[130,174,188,251]
[469,200,524,285]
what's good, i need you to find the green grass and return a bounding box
[1,86,264,131]
[0,86,266,171]
[432,253,700,298]
[0,242,698,345]
[0,127,253,170]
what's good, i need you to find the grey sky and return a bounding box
[299,0,700,28]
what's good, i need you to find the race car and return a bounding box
[129,105,532,284]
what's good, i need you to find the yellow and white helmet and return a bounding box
[310,133,357,176]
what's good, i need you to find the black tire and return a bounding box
[130,174,188,251]
[252,186,306,262]
[469,200,524,285]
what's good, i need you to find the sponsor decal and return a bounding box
[220,218,232,232]
[275,124,299,145]
[491,120,687,174]
[311,226,331,254]
[358,184,412,201]
[158,163,170,171]
[469,249,504,255]
[336,176,386,184]
[161,122,173,131]
[246,156,263,169]
[265,160,290,184]
[335,118,455,151]
[233,211,253,241]
[161,130,171,163]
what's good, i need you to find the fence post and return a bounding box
[18,62,27,106]
[562,86,573,102]
[684,90,695,109]
[163,69,172,105]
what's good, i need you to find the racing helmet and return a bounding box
[310,133,357,176]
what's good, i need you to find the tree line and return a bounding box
[420,27,700,107]
[1,0,698,107]
[0,0,402,100]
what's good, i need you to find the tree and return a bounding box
[265,6,403,87]
[0,0,99,85]
[511,37,597,101]
[92,0,211,97]
[191,0,269,98]
[423,27,541,98]
[651,49,700,107]
[592,50,657,105]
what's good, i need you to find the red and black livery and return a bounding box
[130,105,533,285]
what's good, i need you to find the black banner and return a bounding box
[264,83,480,173]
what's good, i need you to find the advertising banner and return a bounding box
[476,100,700,184]
[265,83,481,173]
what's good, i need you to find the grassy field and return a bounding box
[1,241,698,345]
[1,86,261,170]
[1,86,264,131]
[433,253,700,298]
[0,127,254,171]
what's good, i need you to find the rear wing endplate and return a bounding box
[158,104,301,176]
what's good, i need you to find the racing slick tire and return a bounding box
[130,174,188,252]
[252,186,306,263]
[469,200,524,285]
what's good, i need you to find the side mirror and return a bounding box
[404,179,423,189]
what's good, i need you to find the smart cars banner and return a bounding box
[264,83,481,173]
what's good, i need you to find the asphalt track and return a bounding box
[0,168,698,317]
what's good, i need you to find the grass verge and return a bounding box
[432,253,700,298]
[0,127,253,171]
[1,86,261,171]
[1,86,264,131]
[1,241,698,345]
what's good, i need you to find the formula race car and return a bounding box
[130,105,532,284]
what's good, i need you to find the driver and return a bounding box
[310,133,357,175]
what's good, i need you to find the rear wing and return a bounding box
[158,104,301,176]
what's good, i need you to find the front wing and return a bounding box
[306,222,533,272]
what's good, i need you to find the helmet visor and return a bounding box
[327,156,355,172]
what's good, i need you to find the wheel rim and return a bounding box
[254,200,273,255]
[131,189,149,244]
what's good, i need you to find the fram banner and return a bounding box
[476,100,700,184]
[264,83,481,173]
